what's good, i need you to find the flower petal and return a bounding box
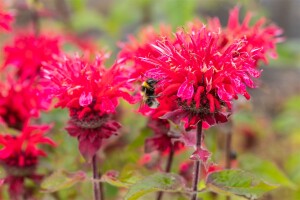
[177,79,194,100]
[79,92,93,107]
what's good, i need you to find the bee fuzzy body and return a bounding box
[141,78,160,108]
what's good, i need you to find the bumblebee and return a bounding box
[141,78,160,108]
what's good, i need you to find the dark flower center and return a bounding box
[70,112,110,129]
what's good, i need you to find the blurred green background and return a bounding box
[2,0,300,199]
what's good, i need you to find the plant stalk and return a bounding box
[92,155,102,200]
[191,120,203,200]
[225,131,232,200]
[156,145,175,200]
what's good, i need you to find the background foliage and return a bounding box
[1,0,300,199]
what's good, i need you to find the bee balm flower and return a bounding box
[43,53,136,161]
[208,6,283,65]
[3,34,61,79]
[0,71,50,130]
[0,123,55,198]
[140,25,261,129]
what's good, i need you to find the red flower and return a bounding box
[3,33,61,78]
[118,25,172,79]
[0,2,13,31]
[145,119,184,154]
[43,53,136,161]
[208,7,283,65]
[0,70,50,130]
[139,25,260,129]
[0,123,55,198]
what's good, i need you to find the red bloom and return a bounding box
[139,25,260,129]
[43,53,136,161]
[0,70,50,130]
[0,123,55,198]
[208,7,283,65]
[0,123,55,170]
[3,33,61,78]
[145,119,184,154]
[43,53,135,118]
[0,2,13,31]
[118,25,172,79]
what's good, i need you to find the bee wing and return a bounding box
[149,98,160,108]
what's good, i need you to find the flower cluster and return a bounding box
[207,7,283,64]
[119,8,282,130]
[118,25,172,79]
[0,123,55,197]
[139,26,259,129]
[0,71,50,130]
[3,34,61,78]
[43,53,136,161]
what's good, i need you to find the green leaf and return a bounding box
[206,169,277,200]
[239,155,296,188]
[41,170,86,193]
[125,172,185,200]
[285,154,300,185]
[101,166,143,188]
[69,0,85,12]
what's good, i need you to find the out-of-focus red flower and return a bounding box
[43,53,136,161]
[139,25,260,129]
[145,119,184,154]
[208,6,283,65]
[0,71,50,130]
[64,34,98,54]
[118,25,172,79]
[0,123,55,170]
[0,123,55,198]
[0,2,13,32]
[3,33,61,78]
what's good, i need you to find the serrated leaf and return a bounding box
[101,166,143,188]
[206,169,277,200]
[125,173,185,200]
[41,170,86,193]
[239,155,296,188]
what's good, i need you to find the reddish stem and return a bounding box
[225,131,232,200]
[156,145,175,200]
[92,155,102,200]
[190,120,203,200]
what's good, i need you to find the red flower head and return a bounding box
[118,25,172,79]
[208,6,283,65]
[0,123,55,198]
[142,97,184,154]
[0,70,50,130]
[139,25,261,129]
[145,118,184,154]
[43,53,136,161]
[3,33,61,78]
[0,123,55,173]
[0,2,13,32]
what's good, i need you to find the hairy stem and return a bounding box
[156,145,175,200]
[225,131,232,200]
[92,155,102,200]
[191,120,203,200]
